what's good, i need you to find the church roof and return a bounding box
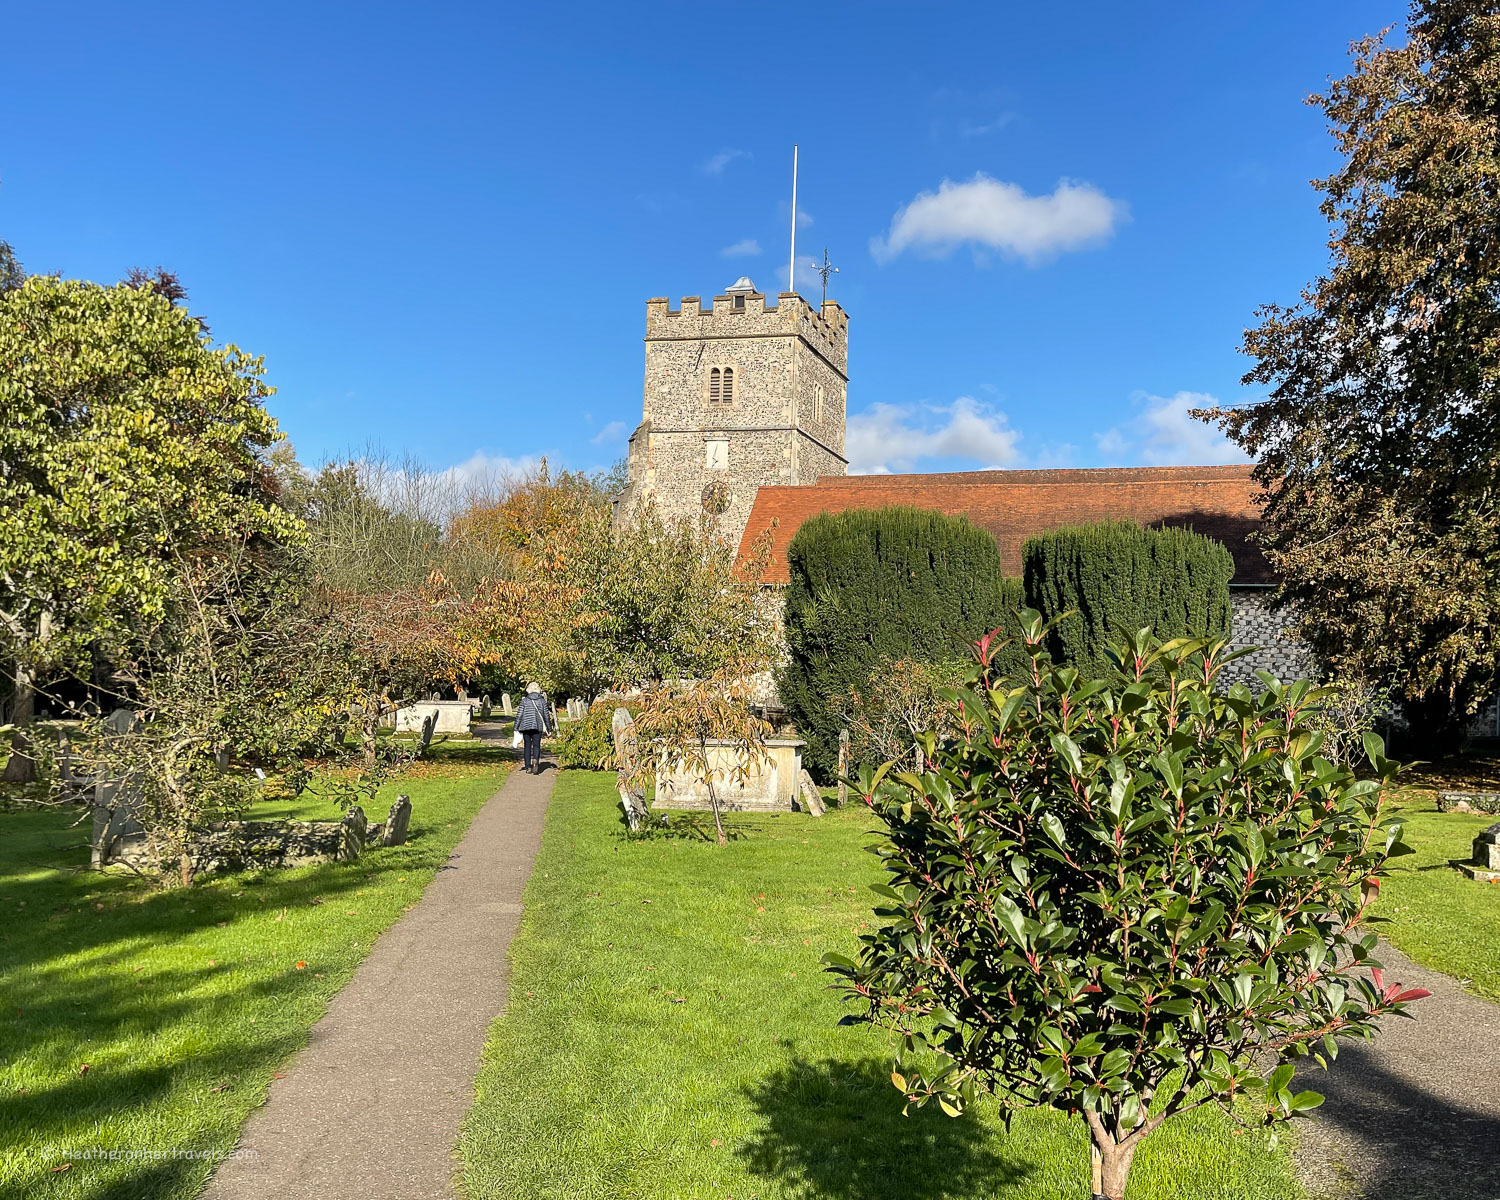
[736,463,1271,586]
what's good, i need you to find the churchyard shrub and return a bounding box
[826,613,1426,1200]
[779,507,1018,778]
[1022,521,1233,677]
[555,699,638,770]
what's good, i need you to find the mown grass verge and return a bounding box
[459,770,1300,1200]
[2,745,513,1200]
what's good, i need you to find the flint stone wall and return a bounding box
[1218,589,1315,688]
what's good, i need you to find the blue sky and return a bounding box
[4,1,1406,480]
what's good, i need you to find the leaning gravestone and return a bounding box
[612,707,649,831]
[796,769,826,817]
[1460,822,1500,882]
[502,693,515,716]
[417,712,436,753]
[382,794,412,846]
[338,806,369,861]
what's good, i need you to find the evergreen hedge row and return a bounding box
[1021,521,1234,677]
[778,507,1016,779]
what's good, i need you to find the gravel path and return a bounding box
[203,757,554,1200]
[1295,939,1500,1199]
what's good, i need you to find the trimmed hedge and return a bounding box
[778,507,1017,779]
[1021,521,1233,676]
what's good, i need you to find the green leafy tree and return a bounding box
[779,507,1018,778]
[827,616,1426,1200]
[1201,1,1500,748]
[0,277,296,782]
[1022,521,1233,677]
[549,500,778,695]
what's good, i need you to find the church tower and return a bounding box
[613,277,848,544]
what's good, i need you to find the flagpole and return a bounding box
[789,144,798,297]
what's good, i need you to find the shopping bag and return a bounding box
[512,729,523,748]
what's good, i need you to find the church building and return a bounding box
[614,280,1312,686]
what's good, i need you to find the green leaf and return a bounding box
[1289,1090,1324,1112]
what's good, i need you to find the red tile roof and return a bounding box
[737,464,1270,585]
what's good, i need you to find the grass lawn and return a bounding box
[459,770,1301,1200]
[1,744,514,1200]
[1370,785,1500,1002]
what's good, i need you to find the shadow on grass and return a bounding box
[1300,1041,1500,1200]
[738,1056,1032,1200]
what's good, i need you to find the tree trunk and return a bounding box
[3,661,37,784]
[1087,1117,1140,1200]
[701,737,727,846]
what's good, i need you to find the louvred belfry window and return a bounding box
[709,366,734,406]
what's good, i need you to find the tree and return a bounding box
[834,656,968,774]
[288,453,556,763]
[0,277,296,782]
[1200,1,1500,749]
[0,240,23,293]
[83,538,358,885]
[827,616,1427,1200]
[779,507,1016,778]
[1022,521,1233,677]
[539,500,777,696]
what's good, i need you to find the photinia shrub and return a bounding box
[825,612,1427,1200]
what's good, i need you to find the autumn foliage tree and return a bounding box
[828,617,1426,1200]
[1202,1,1500,748]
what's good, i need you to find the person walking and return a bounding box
[514,682,556,774]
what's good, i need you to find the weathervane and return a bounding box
[813,248,839,304]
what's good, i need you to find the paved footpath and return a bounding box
[1296,938,1500,1199]
[204,758,553,1200]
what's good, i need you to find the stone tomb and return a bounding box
[653,738,807,813]
[93,794,413,873]
[1439,791,1500,816]
[1459,822,1500,883]
[395,700,474,737]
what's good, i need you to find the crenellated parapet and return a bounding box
[645,290,848,376]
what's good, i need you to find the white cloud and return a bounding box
[871,173,1125,264]
[591,420,628,446]
[702,149,751,175]
[720,238,762,258]
[847,396,1021,474]
[1094,392,1249,466]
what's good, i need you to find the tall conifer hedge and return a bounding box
[1021,521,1234,676]
[779,507,1015,778]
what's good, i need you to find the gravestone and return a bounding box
[480,695,491,718]
[91,775,147,868]
[837,730,849,808]
[456,686,468,700]
[1460,822,1500,882]
[611,707,648,831]
[796,769,826,817]
[338,806,369,861]
[104,708,142,735]
[417,712,436,752]
[372,794,412,846]
[502,693,515,716]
